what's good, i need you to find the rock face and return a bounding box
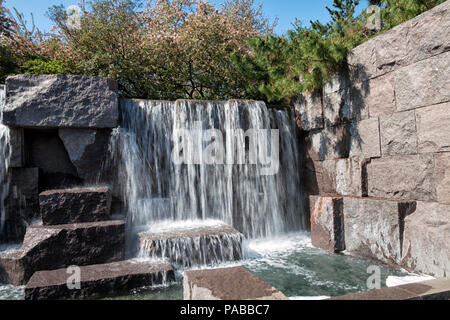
[367,154,436,202]
[3,74,118,128]
[380,111,418,156]
[343,197,416,265]
[309,195,345,253]
[139,223,243,268]
[416,102,450,153]
[39,188,112,225]
[24,260,175,300]
[183,266,288,300]
[59,129,112,180]
[402,202,450,277]
[434,152,450,205]
[0,220,125,285]
[293,91,324,131]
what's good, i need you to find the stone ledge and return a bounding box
[0,220,125,285]
[183,266,288,300]
[3,74,119,128]
[39,187,112,225]
[139,223,244,268]
[24,259,175,300]
[330,278,450,300]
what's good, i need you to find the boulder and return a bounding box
[59,129,111,180]
[434,152,450,205]
[292,90,324,131]
[416,102,450,153]
[139,223,243,268]
[402,201,450,277]
[183,266,288,300]
[343,197,416,265]
[380,110,418,156]
[39,187,112,225]
[395,51,450,111]
[24,259,175,300]
[367,154,436,202]
[0,220,125,285]
[3,74,118,128]
[309,195,345,253]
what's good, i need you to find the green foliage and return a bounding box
[21,55,67,75]
[235,0,445,103]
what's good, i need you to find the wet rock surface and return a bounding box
[25,259,174,300]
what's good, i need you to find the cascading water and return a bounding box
[109,99,305,240]
[0,86,11,236]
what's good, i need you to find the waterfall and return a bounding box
[108,99,305,240]
[0,86,11,235]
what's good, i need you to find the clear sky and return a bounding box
[4,0,369,35]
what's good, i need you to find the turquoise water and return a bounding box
[0,233,408,300]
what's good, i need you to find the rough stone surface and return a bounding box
[416,102,450,153]
[347,38,378,82]
[343,197,416,265]
[138,224,243,268]
[3,74,118,128]
[367,73,396,117]
[292,90,324,131]
[380,110,418,156]
[302,158,337,195]
[434,152,450,205]
[349,117,381,159]
[8,128,24,168]
[331,278,450,300]
[367,154,436,202]
[307,124,351,161]
[39,187,112,225]
[0,220,125,285]
[59,129,111,180]
[2,168,39,242]
[183,266,288,300]
[336,157,365,197]
[309,195,345,252]
[24,259,175,300]
[395,51,450,111]
[402,202,450,277]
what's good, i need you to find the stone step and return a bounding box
[183,266,288,300]
[25,259,175,300]
[138,222,244,268]
[39,187,112,225]
[0,220,125,285]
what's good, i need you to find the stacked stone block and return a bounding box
[298,1,450,277]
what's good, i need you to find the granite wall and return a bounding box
[297,1,450,277]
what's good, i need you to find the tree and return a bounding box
[47,0,274,100]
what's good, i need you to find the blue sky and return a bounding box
[4,0,369,35]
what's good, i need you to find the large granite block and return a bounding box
[343,197,416,265]
[25,260,175,300]
[307,124,351,161]
[309,195,345,253]
[380,110,418,156]
[367,154,436,202]
[395,52,450,111]
[3,74,118,128]
[336,157,366,197]
[366,73,396,117]
[349,117,381,159]
[0,220,125,285]
[402,202,450,277]
[8,128,24,168]
[183,267,288,300]
[39,187,112,225]
[416,102,450,153]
